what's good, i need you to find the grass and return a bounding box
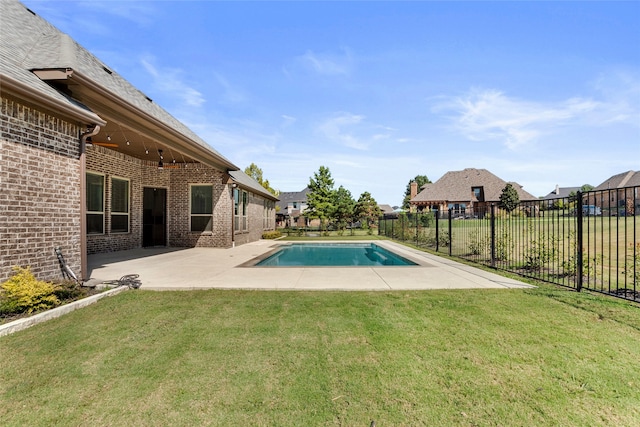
[1,285,640,426]
[385,215,639,291]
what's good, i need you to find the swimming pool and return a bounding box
[255,243,417,267]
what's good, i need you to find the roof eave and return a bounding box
[1,72,106,127]
[33,68,238,172]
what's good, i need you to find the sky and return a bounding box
[22,0,640,206]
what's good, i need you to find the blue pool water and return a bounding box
[256,243,417,267]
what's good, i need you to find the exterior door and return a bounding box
[143,187,166,247]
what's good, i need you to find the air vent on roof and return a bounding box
[146,96,153,102]
[25,7,36,15]
[102,66,112,75]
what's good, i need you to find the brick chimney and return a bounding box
[410,181,418,200]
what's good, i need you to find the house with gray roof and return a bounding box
[276,188,311,227]
[0,0,277,282]
[410,168,537,217]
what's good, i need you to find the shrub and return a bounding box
[523,223,557,271]
[0,266,60,314]
[495,229,513,262]
[261,230,283,239]
[467,230,490,255]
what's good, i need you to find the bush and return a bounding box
[0,266,60,315]
[261,230,282,239]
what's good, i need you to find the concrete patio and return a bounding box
[87,240,534,291]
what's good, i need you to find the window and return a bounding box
[234,188,248,232]
[86,173,104,234]
[263,199,271,229]
[190,185,213,232]
[472,186,484,202]
[111,177,130,233]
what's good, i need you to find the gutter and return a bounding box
[0,72,106,127]
[79,125,101,280]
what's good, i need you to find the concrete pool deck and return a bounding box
[87,240,534,291]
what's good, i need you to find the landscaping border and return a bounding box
[0,286,128,337]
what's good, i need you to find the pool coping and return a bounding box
[86,240,535,291]
[237,241,429,267]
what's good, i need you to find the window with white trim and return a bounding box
[190,184,213,232]
[86,172,104,234]
[110,177,130,233]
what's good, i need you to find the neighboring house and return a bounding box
[378,204,397,219]
[410,168,537,217]
[589,170,640,216]
[275,188,310,227]
[541,185,581,208]
[0,0,277,282]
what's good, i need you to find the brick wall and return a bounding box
[0,97,82,282]
[233,191,276,245]
[86,147,234,250]
[85,145,148,254]
[168,167,233,248]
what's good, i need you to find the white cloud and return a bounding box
[140,55,205,108]
[589,70,640,125]
[213,72,246,105]
[317,112,369,150]
[288,47,354,77]
[434,88,599,150]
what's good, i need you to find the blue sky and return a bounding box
[23,0,640,206]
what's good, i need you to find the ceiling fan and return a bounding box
[86,137,117,148]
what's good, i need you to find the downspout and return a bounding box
[80,125,100,280]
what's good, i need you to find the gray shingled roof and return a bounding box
[0,0,237,170]
[541,186,581,200]
[275,188,311,212]
[228,170,278,201]
[411,168,537,203]
[594,170,640,190]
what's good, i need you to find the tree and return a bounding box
[499,183,520,213]
[354,192,382,228]
[306,166,335,230]
[333,186,355,230]
[244,163,279,196]
[402,175,431,209]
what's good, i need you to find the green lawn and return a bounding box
[1,286,639,426]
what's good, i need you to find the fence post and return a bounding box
[490,204,496,268]
[448,208,453,256]
[435,209,440,252]
[576,191,584,292]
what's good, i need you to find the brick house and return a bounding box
[590,170,640,216]
[410,168,537,217]
[0,0,277,282]
[275,188,311,227]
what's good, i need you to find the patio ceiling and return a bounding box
[33,68,237,171]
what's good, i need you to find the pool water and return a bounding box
[256,243,417,267]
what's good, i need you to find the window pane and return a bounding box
[111,214,129,233]
[191,216,212,232]
[111,178,129,213]
[234,188,239,215]
[191,185,213,214]
[242,191,248,215]
[87,213,103,234]
[86,174,104,212]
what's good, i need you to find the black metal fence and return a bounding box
[379,186,639,302]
